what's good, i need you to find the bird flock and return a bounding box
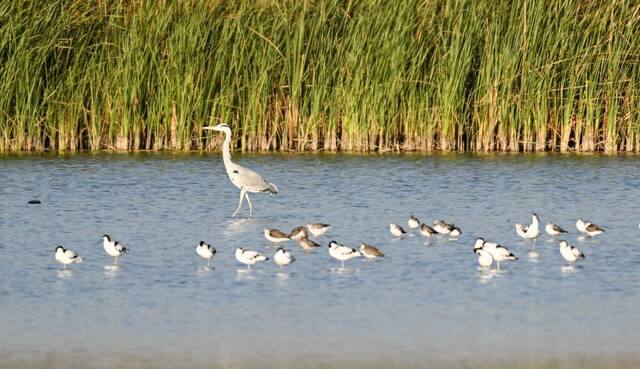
[53,214,604,273]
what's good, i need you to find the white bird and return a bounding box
[102,235,128,265]
[264,228,290,243]
[559,240,585,265]
[274,248,295,269]
[476,238,517,270]
[55,245,84,269]
[408,215,420,229]
[289,226,308,241]
[328,241,361,268]
[298,237,321,251]
[235,247,268,270]
[474,248,493,268]
[203,123,278,217]
[545,223,568,236]
[359,243,384,259]
[515,213,540,240]
[196,241,216,267]
[306,223,330,236]
[419,223,436,237]
[389,224,406,238]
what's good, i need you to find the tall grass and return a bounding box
[1,0,639,153]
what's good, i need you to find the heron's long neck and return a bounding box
[222,131,233,169]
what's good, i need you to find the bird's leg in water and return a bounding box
[232,188,247,217]
[245,192,252,217]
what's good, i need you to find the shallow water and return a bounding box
[1,153,639,368]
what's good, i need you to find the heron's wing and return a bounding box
[231,164,277,193]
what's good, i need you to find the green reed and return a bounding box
[0,0,639,152]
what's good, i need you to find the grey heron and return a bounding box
[203,123,278,218]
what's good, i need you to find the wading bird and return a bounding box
[196,241,216,267]
[54,246,84,269]
[559,241,585,265]
[203,123,278,217]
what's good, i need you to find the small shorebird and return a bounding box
[585,223,605,237]
[328,241,361,268]
[235,247,268,270]
[102,235,128,265]
[55,245,84,269]
[545,223,568,236]
[389,224,406,238]
[306,223,330,236]
[359,243,384,259]
[298,237,321,251]
[264,228,290,243]
[474,248,493,269]
[475,238,517,270]
[515,213,540,240]
[576,219,604,237]
[408,215,420,229]
[274,248,295,269]
[419,223,436,237]
[433,219,451,235]
[433,220,461,237]
[196,241,216,267]
[289,226,308,241]
[559,240,585,265]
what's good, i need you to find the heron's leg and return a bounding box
[231,188,247,218]
[245,192,253,217]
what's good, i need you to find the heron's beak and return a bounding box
[202,126,216,131]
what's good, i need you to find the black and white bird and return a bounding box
[389,224,406,238]
[298,237,321,251]
[432,219,461,237]
[359,243,384,259]
[474,238,517,270]
[515,213,540,240]
[419,223,436,237]
[235,247,268,270]
[264,228,290,243]
[54,245,84,269]
[328,241,361,268]
[545,223,568,236]
[306,223,330,236]
[196,241,216,267]
[289,226,308,241]
[274,248,295,269]
[102,235,128,265]
[559,241,585,265]
[408,215,420,229]
[576,219,605,237]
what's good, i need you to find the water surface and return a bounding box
[1,153,639,368]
